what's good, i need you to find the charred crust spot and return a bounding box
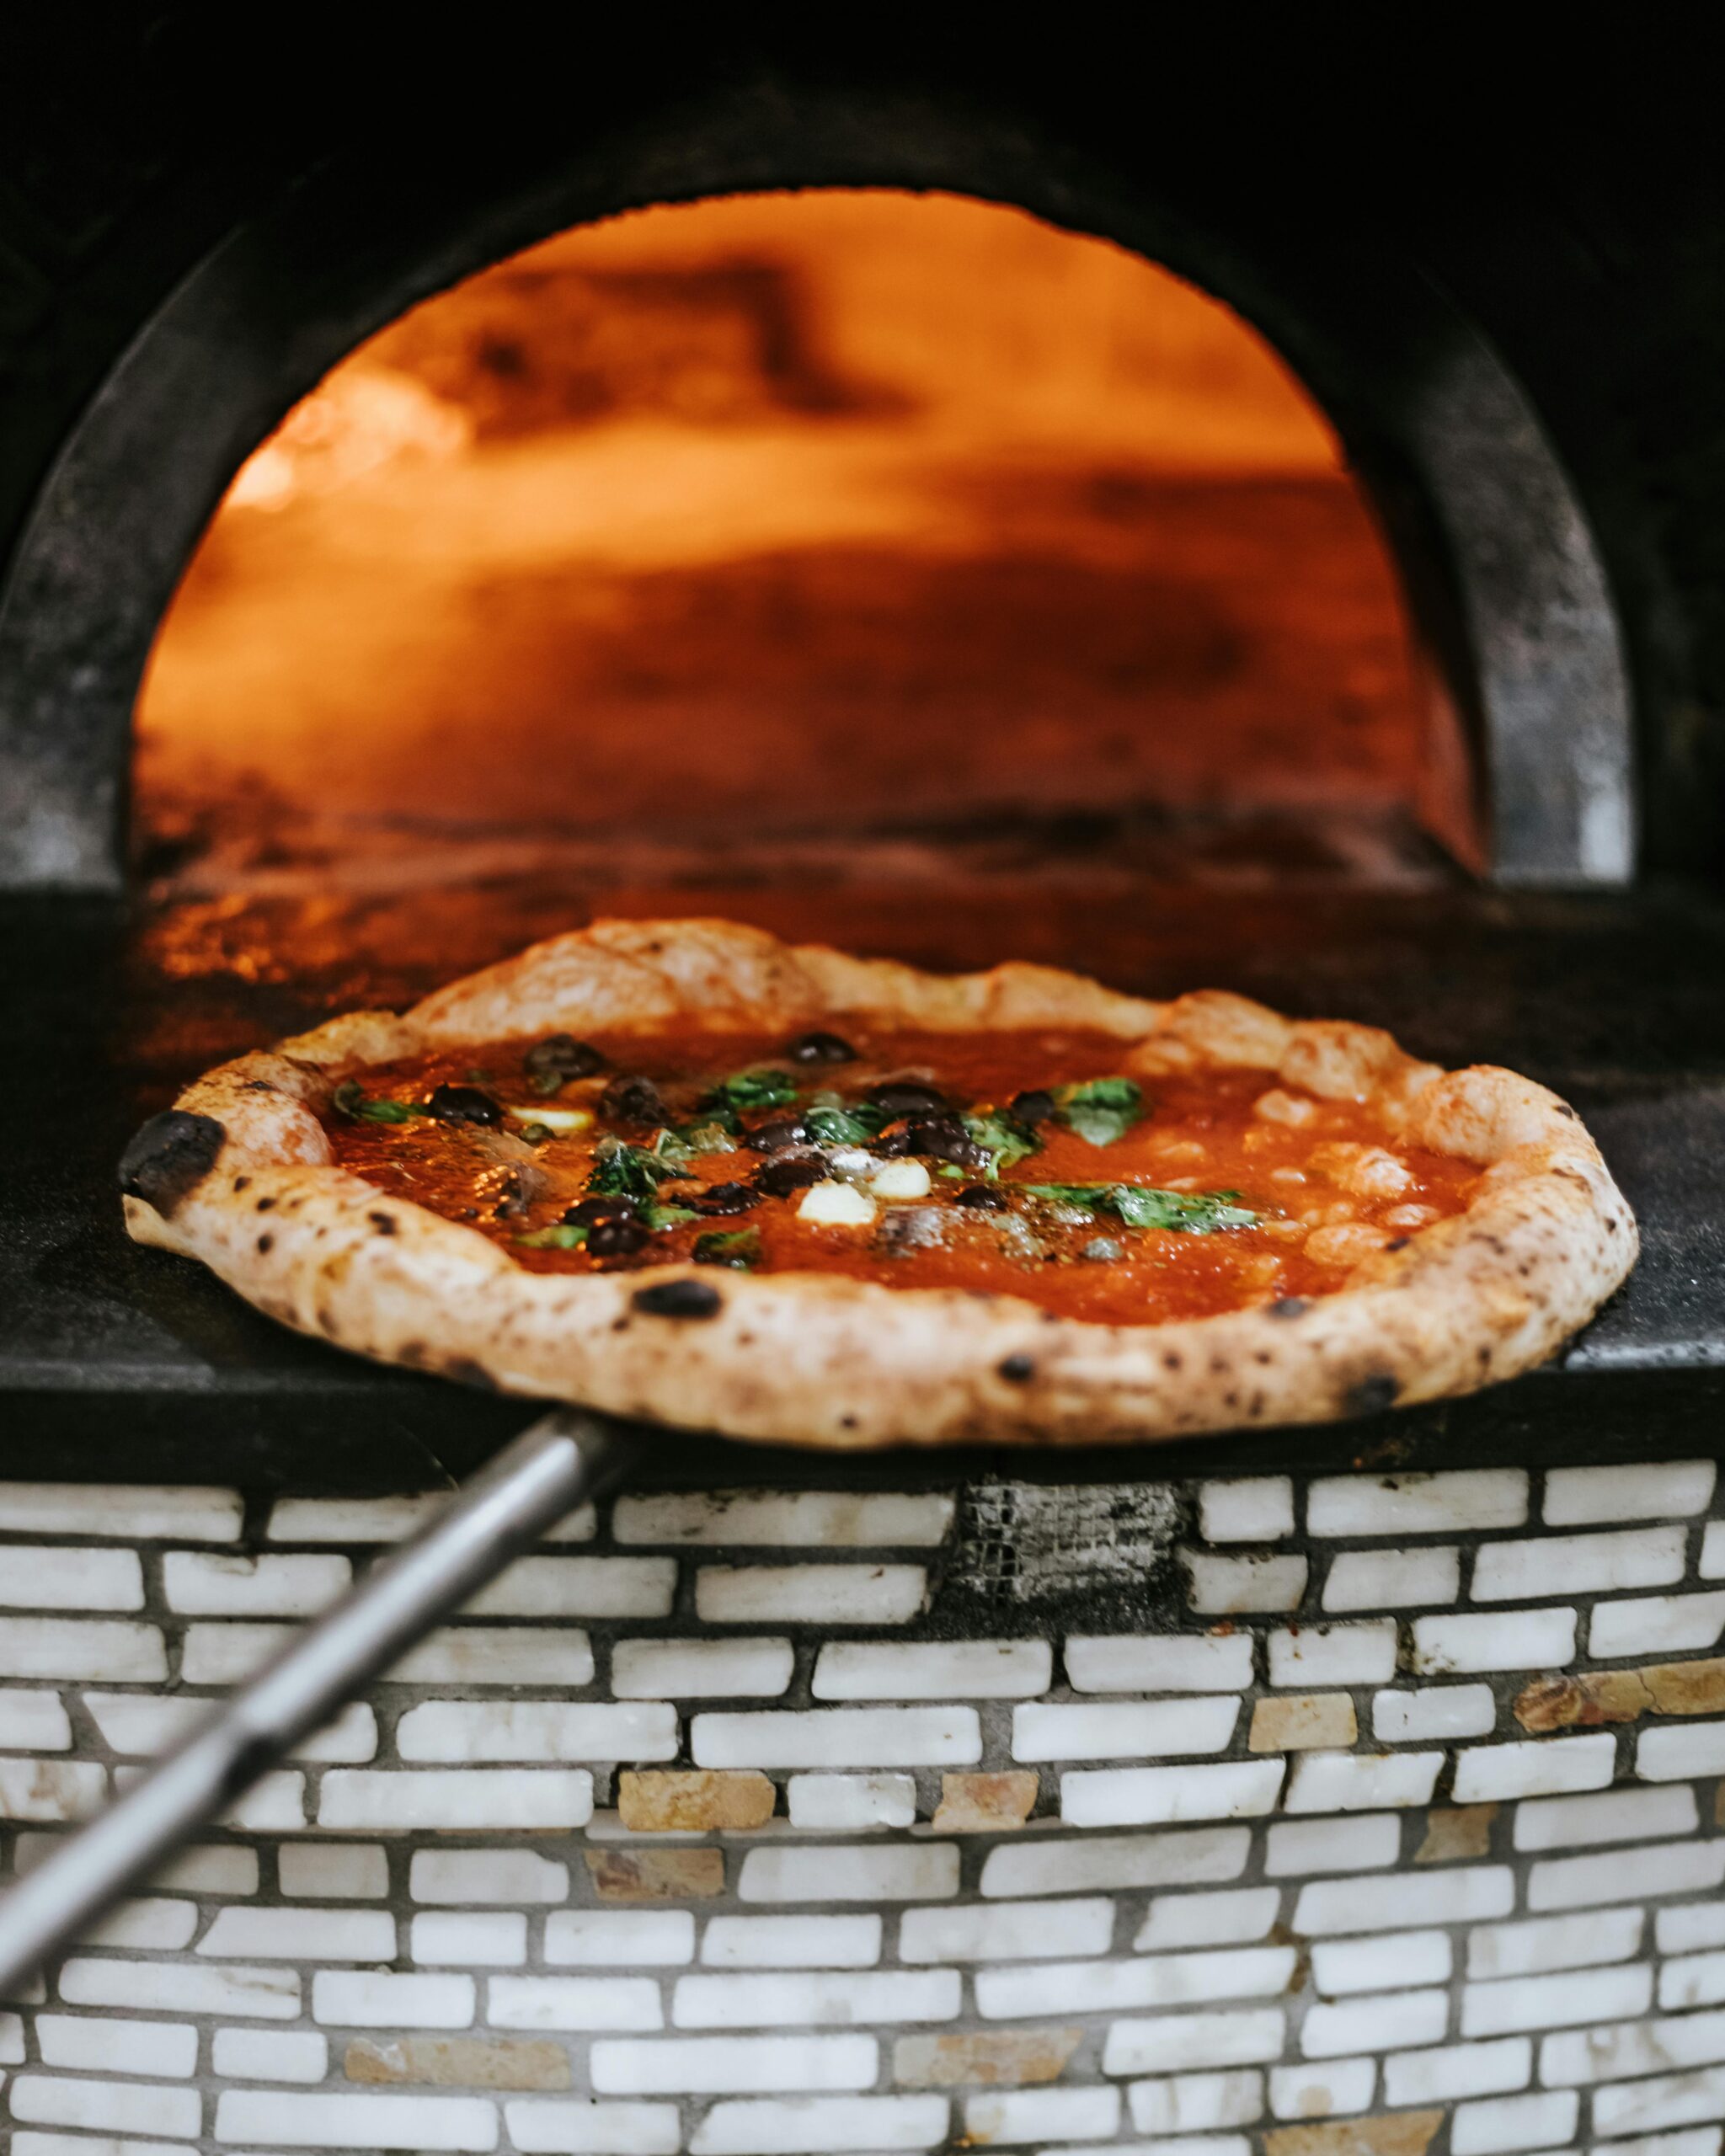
[398,1341,430,1367]
[1557,1104,1578,1118]
[257,1233,274,1253]
[840,1414,858,1429]
[442,1357,498,1390]
[241,1079,273,1094]
[233,1175,250,1192]
[1268,1297,1311,1319]
[997,1353,1036,1383]
[256,1197,276,1213]
[1163,1351,1183,1370]
[611,1317,630,1332]
[1386,1235,1411,1251]
[119,1110,226,1218]
[633,1279,723,1321]
[368,1212,398,1235]
[1346,1372,1401,1417]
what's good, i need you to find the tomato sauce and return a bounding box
[322,1027,1477,1326]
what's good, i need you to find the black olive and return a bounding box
[744,1115,810,1154]
[868,1080,948,1117]
[563,1194,638,1227]
[426,1083,503,1126]
[905,1114,991,1169]
[601,1075,668,1126]
[754,1154,827,1198]
[587,1215,650,1257]
[693,1182,759,1216]
[1010,1088,1056,1126]
[524,1033,605,1084]
[954,1185,1010,1210]
[788,1029,857,1065]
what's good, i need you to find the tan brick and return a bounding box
[1515,1669,1652,1731]
[1266,2109,1444,2156]
[1249,1694,1358,1753]
[584,1847,725,1902]
[617,1770,775,1833]
[893,2027,1083,2087]
[1645,1657,1725,1716]
[345,2036,569,2090]
[931,1771,1039,1832]
[1415,1804,1497,1863]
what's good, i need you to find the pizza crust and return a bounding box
[120,918,1637,1449]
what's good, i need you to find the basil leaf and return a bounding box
[587,1137,684,1200]
[804,1102,889,1146]
[515,1223,589,1250]
[1054,1076,1144,1148]
[642,1202,700,1231]
[960,1109,1041,1179]
[704,1069,799,1113]
[693,1227,762,1270]
[1023,1182,1257,1234]
[330,1078,434,1124]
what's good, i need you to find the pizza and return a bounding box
[120,918,1637,1449]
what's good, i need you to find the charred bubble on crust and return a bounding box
[601,1075,668,1126]
[1268,1297,1311,1319]
[1347,1372,1401,1417]
[633,1278,723,1320]
[525,1033,605,1085]
[368,1211,398,1235]
[998,1353,1036,1382]
[426,1083,503,1126]
[119,1110,226,1218]
[788,1028,857,1065]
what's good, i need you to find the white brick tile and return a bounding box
[1374,1684,1497,1741]
[77,1896,198,1950]
[615,1489,953,1546]
[788,1772,915,1829]
[0,1546,143,1611]
[213,2089,498,2149]
[1268,1619,1397,1688]
[1450,2089,1577,2153]
[387,1625,595,1686]
[547,1910,697,1965]
[1323,1546,1460,1613]
[211,2025,328,2081]
[964,2084,1120,2144]
[1580,2132,1722,2156]
[279,1840,388,1898]
[59,1956,299,2017]
[1130,2068,1265,2132]
[0,1615,165,1681]
[1529,1838,1725,1909]
[739,1843,957,1903]
[1062,1759,1283,1828]
[1284,1750,1443,1812]
[1592,1591,1725,1659]
[1311,1470,1529,1536]
[1200,1479,1295,1544]
[690,2091,948,2152]
[312,1968,475,2027]
[199,1903,395,1960]
[1102,2008,1286,2074]
[900,1897,1112,1962]
[1381,2036,1530,2104]
[1411,1607,1577,1673]
[613,1638,793,1699]
[1639,1720,1725,1780]
[1546,1461,1715,1525]
[7,2073,201,2139]
[1303,1987,1448,2057]
[1065,1633,1255,1693]
[1,2008,23,2062]
[978,1946,1295,2020]
[1663,1952,1725,2011]
[694,1707,978,1769]
[414,1910,528,1966]
[1464,1961,1654,2035]
[318,1767,592,1830]
[508,2097,679,2154]
[1469,1907,1645,1978]
[1270,2057,1376,2119]
[696,1565,925,1625]
[1542,2007,1725,2087]
[1183,1550,1309,1613]
[1473,1526,1685,1603]
[489,1973,664,2030]
[702,1914,880,1967]
[1266,1813,1402,1877]
[467,1555,675,1620]
[1014,1696,1238,1761]
[591,2032,877,2093]
[1597,2072,1725,2140]
[178,1618,292,1683]
[0,1690,70,1750]
[151,1842,259,1895]
[83,1688,373,1763]
[410,1849,569,1904]
[0,1482,241,1540]
[1294,1865,1514,1934]
[1660,1906,1725,1956]
[267,1492,595,1542]
[396,1700,677,1763]
[35,2010,200,2076]
[0,1756,104,1822]
[675,1968,959,2027]
[1453,1732,1616,1801]
[1705,1522,1725,1577]
[163,1549,350,1616]
[814,1639,1049,1700]
[1313,1929,1452,1995]
[1516,1785,1696,1851]
[111,1756,301,1834]
[1136,1886,1281,1950]
[980,1824,1249,1899]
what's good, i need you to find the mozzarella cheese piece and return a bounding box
[869,1160,932,1200]
[506,1106,594,1133]
[797,1181,878,1227]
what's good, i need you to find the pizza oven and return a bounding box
[5,21,1725,2156]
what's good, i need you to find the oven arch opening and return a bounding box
[0,105,1635,895]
